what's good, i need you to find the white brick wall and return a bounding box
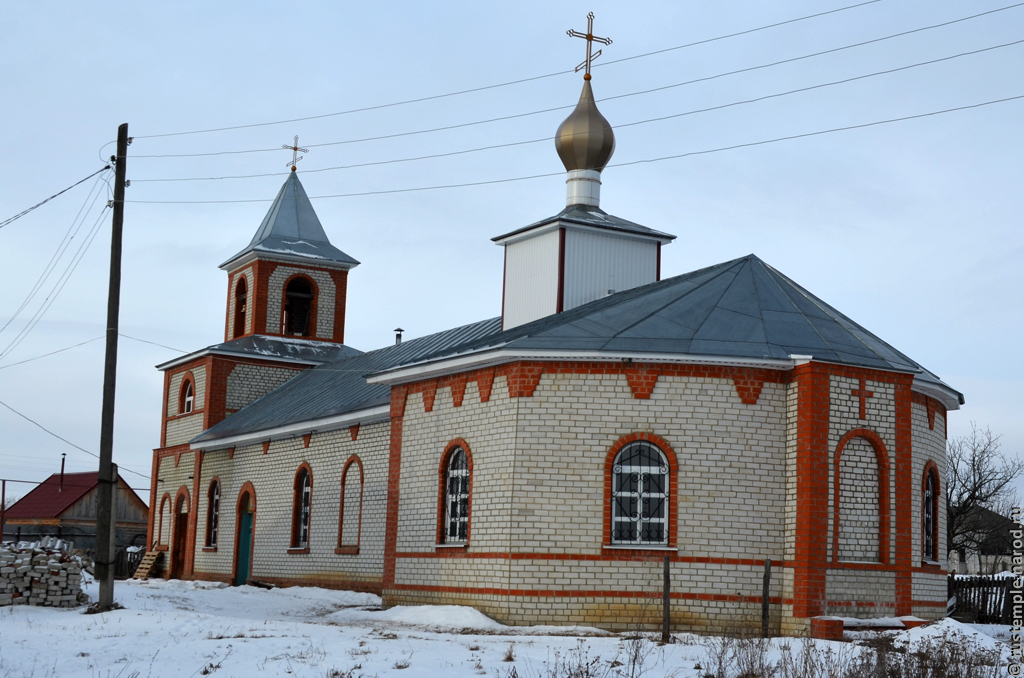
[165,413,204,447]
[225,364,300,412]
[265,266,336,339]
[193,422,389,587]
[155,452,195,549]
[167,365,207,418]
[837,437,880,562]
[911,403,947,564]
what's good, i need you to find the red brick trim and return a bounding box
[278,272,319,340]
[227,447,235,460]
[922,460,941,562]
[349,424,359,441]
[733,375,765,404]
[603,432,678,548]
[231,482,256,586]
[624,366,660,399]
[382,386,407,587]
[338,455,363,552]
[437,439,473,547]
[831,428,890,566]
[290,462,313,549]
[395,552,792,566]
[239,574,382,595]
[450,375,468,408]
[328,269,349,344]
[302,433,311,448]
[422,381,438,412]
[262,441,270,455]
[894,375,915,616]
[793,362,830,618]
[477,369,495,403]
[911,391,947,435]
[384,582,792,605]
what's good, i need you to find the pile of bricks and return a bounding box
[0,545,87,607]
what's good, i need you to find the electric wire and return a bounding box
[128,2,1024,161]
[117,333,188,354]
[0,172,111,336]
[0,204,111,361]
[125,93,1024,204]
[132,38,1024,184]
[0,166,111,230]
[0,398,150,480]
[0,336,103,371]
[125,0,883,141]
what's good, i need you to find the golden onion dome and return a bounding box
[554,80,616,173]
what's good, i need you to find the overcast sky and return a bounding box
[1,1,1021,506]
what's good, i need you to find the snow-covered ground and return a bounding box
[0,578,1010,677]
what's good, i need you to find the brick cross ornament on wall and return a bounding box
[851,378,874,420]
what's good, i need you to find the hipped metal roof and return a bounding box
[156,335,363,372]
[220,172,360,270]
[191,318,502,445]
[414,255,960,394]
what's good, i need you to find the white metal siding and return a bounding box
[563,230,657,311]
[502,229,560,329]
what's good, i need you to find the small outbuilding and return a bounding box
[2,471,148,550]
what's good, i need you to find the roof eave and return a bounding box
[492,217,675,246]
[190,404,390,451]
[155,344,330,372]
[219,248,359,273]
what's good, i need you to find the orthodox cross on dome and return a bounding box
[283,135,309,172]
[851,378,874,420]
[567,12,612,81]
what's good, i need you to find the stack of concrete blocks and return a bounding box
[0,545,86,607]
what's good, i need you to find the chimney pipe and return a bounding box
[59,453,66,492]
[394,328,404,345]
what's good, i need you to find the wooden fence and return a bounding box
[948,574,1017,624]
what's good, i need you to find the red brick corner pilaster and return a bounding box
[793,362,830,618]
[894,375,915,615]
[382,385,408,591]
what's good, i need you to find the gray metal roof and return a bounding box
[220,172,360,270]
[191,318,502,444]
[411,254,962,403]
[492,204,675,243]
[156,335,362,372]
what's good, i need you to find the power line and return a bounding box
[128,2,1024,161]
[118,333,187,354]
[132,38,1024,184]
[0,397,150,480]
[0,166,111,230]
[125,93,1024,204]
[127,0,883,141]
[0,336,103,371]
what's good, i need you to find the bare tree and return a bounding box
[946,424,1024,556]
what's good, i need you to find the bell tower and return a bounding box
[219,171,359,344]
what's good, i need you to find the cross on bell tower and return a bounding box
[283,135,308,172]
[567,12,612,81]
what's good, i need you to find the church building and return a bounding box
[145,30,961,635]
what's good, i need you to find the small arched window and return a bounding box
[206,480,220,547]
[180,379,194,414]
[157,494,171,547]
[922,465,940,562]
[338,457,363,553]
[443,447,470,543]
[291,466,312,549]
[282,277,314,337]
[233,277,248,339]
[611,441,669,545]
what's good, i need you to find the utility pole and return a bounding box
[95,122,128,610]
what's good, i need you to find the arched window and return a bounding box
[291,466,312,549]
[157,494,171,547]
[180,379,194,414]
[337,456,363,553]
[282,277,314,337]
[233,277,248,338]
[611,440,669,545]
[206,480,220,547]
[922,465,940,562]
[443,446,470,543]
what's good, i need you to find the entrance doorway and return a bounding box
[170,494,189,579]
[234,490,254,586]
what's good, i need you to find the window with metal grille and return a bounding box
[444,448,469,543]
[922,469,937,561]
[292,468,312,548]
[206,480,220,547]
[611,441,669,545]
[180,380,194,414]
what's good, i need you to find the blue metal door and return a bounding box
[235,508,253,585]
